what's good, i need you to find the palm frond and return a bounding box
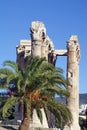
[24,96,31,119]
[0,69,13,78]
[3,61,19,72]
[32,99,47,124]
[45,86,69,97]
[47,99,72,128]
[2,96,17,118]
[36,108,43,124]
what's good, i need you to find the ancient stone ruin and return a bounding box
[16,21,80,130]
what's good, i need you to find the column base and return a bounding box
[64,124,81,130]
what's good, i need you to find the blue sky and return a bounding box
[0,0,87,93]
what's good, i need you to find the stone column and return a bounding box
[30,21,49,128]
[31,40,42,58]
[30,21,46,58]
[30,109,48,128]
[41,43,48,60]
[16,40,31,71]
[30,21,55,61]
[66,35,80,130]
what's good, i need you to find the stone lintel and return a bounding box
[54,49,67,56]
[20,40,31,46]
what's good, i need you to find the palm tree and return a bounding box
[0,56,72,130]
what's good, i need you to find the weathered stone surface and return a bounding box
[16,40,31,70]
[0,127,7,130]
[30,21,55,65]
[54,49,67,56]
[30,128,58,130]
[30,109,48,128]
[65,36,80,130]
[30,21,46,41]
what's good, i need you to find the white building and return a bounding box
[79,104,87,114]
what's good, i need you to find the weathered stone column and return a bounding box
[30,21,49,129]
[31,40,42,58]
[66,35,80,130]
[30,21,55,62]
[30,21,46,58]
[30,109,48,128]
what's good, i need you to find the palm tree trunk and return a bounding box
[19,103,30,130]
[19,117,30,130]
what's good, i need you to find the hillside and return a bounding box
[56,93,87,105]
[79,93,87,105]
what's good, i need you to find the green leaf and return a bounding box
[3,96,17,118]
